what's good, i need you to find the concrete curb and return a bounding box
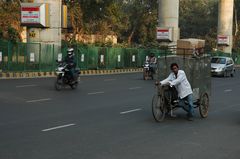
[0,68,143,79]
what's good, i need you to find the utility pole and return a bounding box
[22,0,62,54]
[217,0,234,54]
[157,0,179,47]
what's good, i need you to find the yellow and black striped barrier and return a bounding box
[0,68,143,79]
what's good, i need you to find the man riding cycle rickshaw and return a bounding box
[152,53,211,122]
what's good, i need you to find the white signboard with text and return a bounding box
[21,3,49,27]
[156,27,173,41]
[217,35,230,46]
[21,6,40,24]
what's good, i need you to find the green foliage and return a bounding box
[8,27,18,42]
[66,0,158,47]
[0,1,21,41]
[179,0,218,51]
[0,28,3,39]
[3,0,240,51]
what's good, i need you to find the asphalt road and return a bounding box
[0,71,240,159]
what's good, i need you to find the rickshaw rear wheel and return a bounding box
[152,94,166,122]
[199,93,209,118]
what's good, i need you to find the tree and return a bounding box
[64,0,158,47]
[68,1,83,40]
[121,0,158,46]
[0,1,22,41]
[179,0,218,51]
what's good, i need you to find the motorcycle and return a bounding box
[143,62,154,80]
[55,61,80,91]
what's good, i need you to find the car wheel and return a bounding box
[231,69,235,77]
[223,71,228,77]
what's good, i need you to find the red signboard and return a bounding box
[21,7,39,11]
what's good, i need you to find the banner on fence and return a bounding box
[118,55,121,62]
[81,54,85,62]
[58,53,62,62]
[0,52,2,62]
[132,55,136,62]
[100,55,104,63]
[30,53,35,62]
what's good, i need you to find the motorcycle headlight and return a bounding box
[58,67,64,71]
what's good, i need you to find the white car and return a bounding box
[211,56,235,77]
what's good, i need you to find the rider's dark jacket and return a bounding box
[64,55,76,79]
[64,55,76,69]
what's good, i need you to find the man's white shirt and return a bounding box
[160,70,193,99]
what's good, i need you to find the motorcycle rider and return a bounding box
[64,48,76,83]
[155,63,194,121]
[147,53,157,73]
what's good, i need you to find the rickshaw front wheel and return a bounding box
[152,94,166,122]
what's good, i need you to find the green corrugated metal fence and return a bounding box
[0,41,172,72]
[0,40,58,72]
[3,40,239,72]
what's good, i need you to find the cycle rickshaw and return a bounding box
[152,54,211,122]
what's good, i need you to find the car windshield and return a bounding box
[211,58,226,64]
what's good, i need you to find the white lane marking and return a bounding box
[211,104,240,113]
[224,89,232,92]
[26,98,52,103]
[104,79,116,81]
[120,108,142,114]
[16,84,37,88]
[181,142,201,147]
[129,87,142,90]
[42,123,76,132]
[88,91,105,95]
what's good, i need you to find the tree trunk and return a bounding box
[128,27,136,45]
[234,7,238,36]
[233,3,238,49]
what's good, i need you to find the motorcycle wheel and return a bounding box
[55,78,62,91]
[143,69,147,80]
[70,82,78,90]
